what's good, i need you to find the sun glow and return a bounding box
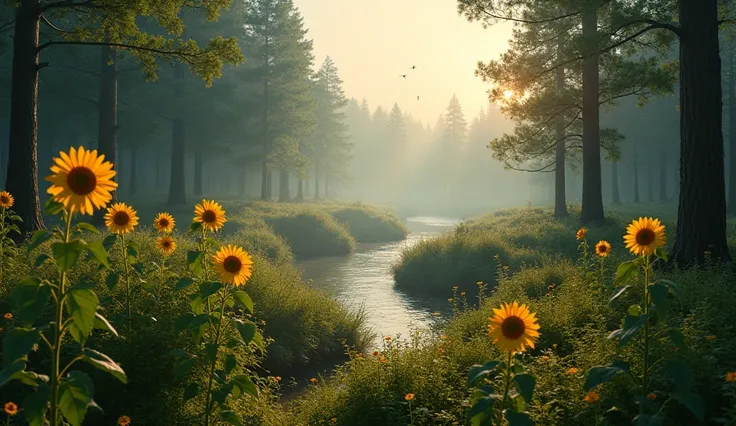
[503,89,514,100]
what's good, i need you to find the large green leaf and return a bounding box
[65,288,99,344]
[26,230,53,254]
[665,359,693,391]
[101,235,117,252]
[672,391,704,420]
[608,314,648,347]
[648,283,670,316]
[81,348,127,383]
[469,391,501,426]
[187,250,203,274]
[183,382,200,402]
[513,373,536,403]
[615,260,639,283]
[51,241,86,271]
[232,291,254,313]
[3,328,40,367]
[174,313,196,334]
[93,312,119,337]
[232,374,258,398]
[609,285,631,303]
[175,277,195,292]
[59,371,95,426]
[199,281,223,300]
[468,361,500,386]
[44,198,64,215]
[634,414,666,426]
[584,360,630,391]
[75,222,99,234]
[23,382,50,426]
[505,410,532,426]
[667,329,688,354]
[220,410,244,426]
[225,354,237,375]
[173,356,196,379]
[0,360,27,387]
[105,271,119,291]
[84,241,110,269]
[233,319,256,344]
[11,278,51,326]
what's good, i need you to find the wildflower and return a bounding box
[384,335,392,341]
[595,240,611,257]
[275,376,282,381]
[156,236,177,256]
[706,335,716,341]
[503,265,509,270]
[488,301,540,353]
[46,146,117,214]
[540,355,549,361]
[0,191,13,208]
[439,347,445,354]
[104,203,139,234]
[647,393,656,400]
[553,343,558,349]
[3,313,11,320]
[310,378,318,384]
[460,292,466,296]
[379,356,388,363]
[624,217,666,256]
[372,351,379,357]
[566,367,578,375]
[405,393,415,401]
[153,212,175,233]
[576,227,587,240]
[118,415,131,425]
[584,391,600,403]
[193,199,226,232]
[440,335,447,340]
[448,298,453,302]
[212,245,253,286]
[452,286,459,290]
[432,311,440,316]
[727,372,736,382]
[4,402,17,416]
[331,419,337,424]
[476,281,483,286]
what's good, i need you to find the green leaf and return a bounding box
[654,248,668,262]
[667,329,688,354]
[65,288,99,344]
[199,281,223,299]
[76,223,99,234]
[505,410,532,426]
[232,291,254,313]
[634,414,666,426]
[627,304,642,316]
[23,382,50,426]
[469,392,500,426]
[468,360,500,386]
[173,356,196,380]
[93,312,119,337]
[252,332,265,353]
[26,230,53,254]
[204,343,218,364]
[513,373,535,403]
[44,198,64,215]
[126,241,139,258]
[84,241,110,269]
[648,283,670,316]
[225,354,237,375]
[189,222,202,232]
[609,285,631,303]
[187,250,203,274]
[232,374,258,398]
[9,214,23,222]
[608,314,648,347]
[220,410,244,426]
[175,277,195,292]
[189,314,211,330]
[584,361,630,391]
[665,359,693,391]
[174,313,195,334]
[81,348,127,383]
[102,235,117,252]
[3,328,40,367]
[658,279,680,299]
[183,382,200,402]
[51,240,86,271]
[672,391,704,420]
[34,254,53,267]
[615,260,639,283]
[105,271,120,291]
[11,278,51,326]
[0,360,27,387]
[234,319,257,344]
[59,371,95,426]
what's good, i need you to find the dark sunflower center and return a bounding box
[162,241,171,248]
[159,218,169,227]
[598,245,608,254]
[66,167,97,195]
[0,196,8,204]
[113,211,130,226]
[501,316,526,339]
[202,210,217,224]
[636,229,655,246]
[223,255,242,273]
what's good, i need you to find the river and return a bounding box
[296,216,461,349]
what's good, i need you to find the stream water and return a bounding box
[296,216,461,349]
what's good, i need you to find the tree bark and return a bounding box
[295,177,304,202]
[554,58,567,217]
[129,146,138,195]
[647,157,654,203]
[580,5,605,223]
[728,39,736,214]
[193,147,203,196]
[98,45,118,194]
[611,161,621,205]
[314,163,321,200]
[325,176,330,199]
[278,168,290,202]
[633,155,640,203]
[659,149,668,201]
[155,149,161,187]
[167,63,187,205]
[6,4,44,237]
[670,0,731,264]
[239,166,247,196]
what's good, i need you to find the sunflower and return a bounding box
[624,217,666,256]
[104,203,139,235]
[3,402,17,416]
[193,199,226,232]
[118,415,131,426]
[488,301,540,353]
[576,227,587,241]
[727,372,736,382]
[156,236,177,256]
[0,191,13,208]
[153,212,175,233]
[595,240,611,257]
[212,244,253,286]
[46,146,117,215]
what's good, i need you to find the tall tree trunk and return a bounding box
[167,63,186,205]
[325,176,330,199]
[314,163,321,200]
[659,149,668,201]
[647,157,654,202]
[580,5,604,223]
[611,161,621,205]
[729,40,736,214]
[554,55,567,218]
[295,177,304,202]
[129,146,138,195]
[6,4,43,237]
[278,168,290,202]
[155,149,161,187]
[193,147,203,197]
[260,31,271,201]
[633,156,640,203]
[239,167,247,196]
[98,46,118,191]
[670,0,731,264]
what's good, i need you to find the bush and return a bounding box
[331,204,407,243]
[259,209,356,258]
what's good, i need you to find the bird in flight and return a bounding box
[400,74,407,78]
[411,65,416,70]
[417,95,420,100]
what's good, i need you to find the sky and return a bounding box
[293,0,514,126]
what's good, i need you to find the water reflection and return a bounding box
[296,216,461,349]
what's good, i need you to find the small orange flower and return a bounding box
[647,393,656,400]
[310,378,318,384]
[552,343,558,349]
[4,402,17,416]
[118,415,131,426]
[476,281,483,286]
[384,336,392,341]
[439,347,445,354]
[405,393,415,401]
[452,286,459,290]
[540,355,549,361]
[576,227,587,240]
[372,351,379,357]
[460,292,466,296]
[379,356,388,364]
[706,335,716,341]
[566,367,578,375]
[3,313,11,320]
[727,372,736,382]
[584,391,600,403]
[275,376,282,381]
[440,335,447,340]
[331,419,337,424]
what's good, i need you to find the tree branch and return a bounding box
[40,14,73,33]
[41,0,98,12]
[37,40,200,59]
[504,160,556,173]
[479,8,581,25]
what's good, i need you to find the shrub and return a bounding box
[331,204,407,243]
[263,210,355,259]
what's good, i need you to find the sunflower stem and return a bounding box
[120,232,132,333]
[0,206,5,285]
[49,211,73,426]
[204,288,227,426]
[642,255,651,395]
[502,350,513,414]
[157,257,165,300]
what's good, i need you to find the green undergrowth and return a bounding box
[329,203,407,243]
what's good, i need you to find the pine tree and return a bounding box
[441,95,468,197]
